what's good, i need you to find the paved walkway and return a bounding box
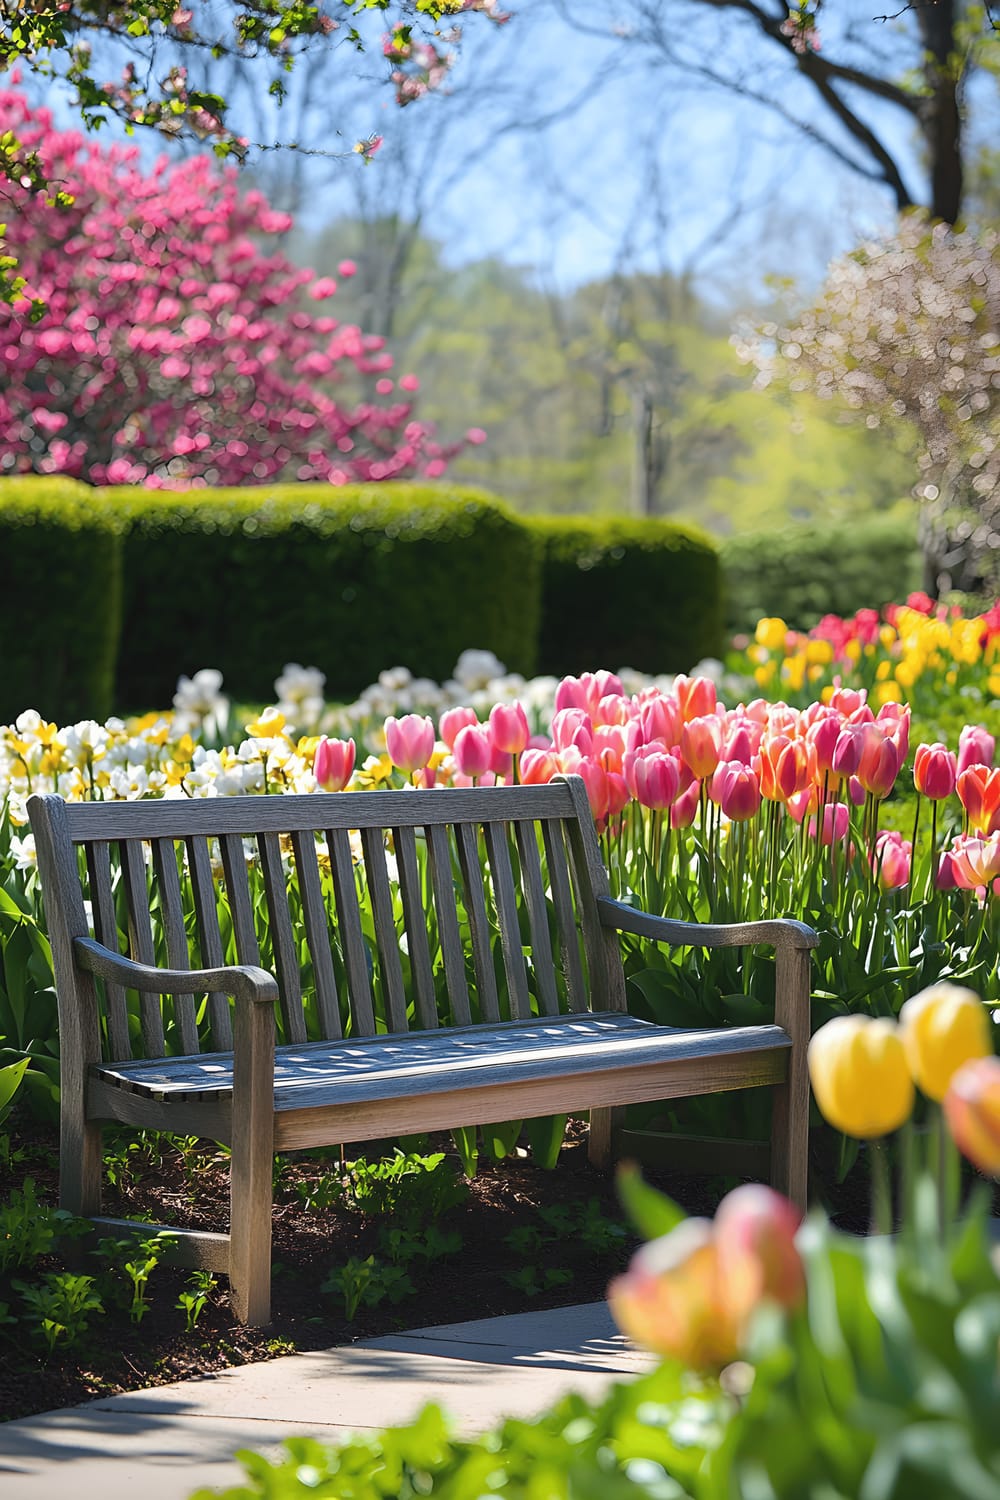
[0,1302,650,1499]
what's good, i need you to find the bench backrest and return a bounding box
[28,777,626,1065]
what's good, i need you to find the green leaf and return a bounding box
[616,1163,685,1240]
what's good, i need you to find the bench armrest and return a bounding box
[73,936,279,1008]
[596,897,818,952]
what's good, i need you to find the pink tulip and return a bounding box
[489,701,530,755]
[718,762,761,822]
[944,1057,1000,1177]
[958,724,996,776]
[913,742,958,800]
[439,705,478,750]
[806,711,843,779]
[606,771,630,820]
[489,745,514,781]
[554,675,592,714]
[829,685,868,717]
[936,850,959,890]
[831,725,864,778]
[809,802,850,846]
[593,725,627,774]
[608,1220,740,1369]
[314,736,356,792]
[552,708,593,754]
[680,715,723,780]
[787,787,817,824]
[873,830,911,890]
[385,714,435,774]
[578,759,610,820]
[592,669,625,702]
[452,723,493,779]
[949,833,1000,889]
[520,747,560,784]
[876,702,910,763]
[713,1185,805,1321]
[722,722,754,766]
[593,693,632,727]
[632,750,680,810]
[639,695,681,748]
[957,764,1000,834]
[670,779,701,830]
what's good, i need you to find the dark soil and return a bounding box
[0,1115,866,1425]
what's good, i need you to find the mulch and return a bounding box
[0,1115,867,1425]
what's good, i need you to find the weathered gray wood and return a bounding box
[770,942,812,1211]
[151,838,199,1055]
[229,987,276,1326]
[393,824,437,1030]
[454,822,500,1024]
[514,820,560,1017]
[598,896,820,954]
[186,836,233,1051]
[327,827,376,1037]
[290,829,342,1040]
[85,842,132,1061]
[257,832,307,1044]
[426,824,472,1027]
[219,833,261,968]
[541,819,587,1013]
[560,777,626,1013]
[60,784,578,841]
[120,839,166,1057]
[588,1105,623,1170]
[27,794,104,1219]
[86,1217,231,1272]
[359,825,408,1033]
[483,821,531,1020]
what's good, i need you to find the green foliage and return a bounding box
[15,1271,104,1356]
[530,515,723,675]
[176,1270,218,1331]
[721,509,922,633]
[321,1255,416,1320]
[95,1229,176,1323]
[0,477,122,721]
[0,1179,81,1273]
[340,1150,469,1220]
[107,483,541,709]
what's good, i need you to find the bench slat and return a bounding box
[290,830,342,1040]
[426,824,472,1027]
[92,1014,792,1107]
[393,824,438,1030]
[120,839,165,1057]
[328,827,376,1038]
[454,823,500,1024]
[359,826,408,1033]
[541,819,587,1013]
[514,820,560,1017]
[151,839,199,1056]
[86,843,132,1061]
[484,821,531,1021]
[258,833,306,1045]
[185,836,233,1051]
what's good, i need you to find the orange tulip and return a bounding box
[609,1221,741,1369]
[957,764,1000,834]
[944,1056,1000,1177]
[680,715,723,780]
[674,674,717,724]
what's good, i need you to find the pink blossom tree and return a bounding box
[0,90,469,487]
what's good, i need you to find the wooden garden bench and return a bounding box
[28,776,817,1325]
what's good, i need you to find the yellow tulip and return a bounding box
[807,1016,914,1138]
[899,984,992,1102]
[754,617,788,652]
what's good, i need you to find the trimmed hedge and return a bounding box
[721,510,922,634]
[109,484,542,709]
[529,517,723,676]
[0,478,122,723]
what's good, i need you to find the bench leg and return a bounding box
[770,945,811,1213]
[60,1113,103,1218]
[230,1001,275,1326]
[588,1107,624,1171]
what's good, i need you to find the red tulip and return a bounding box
[913,742,957,800]
[314,736,356,792]
[957,764,1000,834]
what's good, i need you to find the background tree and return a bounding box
[737,215,1000,591]
[0,90,468,487]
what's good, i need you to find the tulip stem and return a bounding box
[870,1138,892,1237]
[934,1106,960,1241]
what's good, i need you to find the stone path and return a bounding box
[0,1302,650,1498]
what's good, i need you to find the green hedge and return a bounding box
[721,510,922,634]
[109,484,542,710]
[0,478,122,723]
[529,517,723,676]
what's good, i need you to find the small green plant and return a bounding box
[538,1199,628,1256]
[505,1225,545,1257]
[503,1266,573,1299]
[0,1056,28,1165]
[103,1129,162,1190]
[16,1271,104,1355]
[95,1229,175,1323]
[0,1179,82,1273]
[176,1269,218,1332]
[376,1224,463,1265]
[343,1151,469,1220]
[322,1256,416,1320]
[294,1172,345,1213]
